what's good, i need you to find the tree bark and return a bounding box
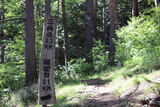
[155,0,160,7]
[108,0,118,66]
[92,0,97,39]
[45,0,51,17]
[131,0,138,17]
[103,0,110,46]
[85,0,97,62]
[24,0,37,86]
[61,0,69,66]
[0,0,5,64]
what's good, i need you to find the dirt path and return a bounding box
[72,71,160,107]
[78,78,142,107]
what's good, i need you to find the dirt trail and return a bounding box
[78,78,142,107]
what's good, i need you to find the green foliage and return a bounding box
[55,40,109,82]
[5,36,25,64]
[92,40,108,72]
[1,0,160,106]
[0,64,24,105]
[54,84,85,107]
[116,7,160,71]
[17,86,38,106]
[55,59,93,82]
[0,37,25,105]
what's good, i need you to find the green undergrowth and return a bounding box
[53,84,86,107]
[51,68,117,107]
[4,66,160,107]
[106,68,160,98]
[53,66,160,107]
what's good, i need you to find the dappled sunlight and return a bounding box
[55,84,85,106]
[1,0,160,106]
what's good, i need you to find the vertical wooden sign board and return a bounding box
[39,16,57,105]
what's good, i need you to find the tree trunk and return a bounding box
[85,0,97,62]
[92,0,97,39]
[132,0,138,17]
[0,0,5,64]
[108,0,118,66]
[61,0,69,66]
[24,0,37,86]
[103,0,110,46]
[155,0,160,7]
[45,0,51,17]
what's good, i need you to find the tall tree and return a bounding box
[45,0,51,17]
[103,0,110,46]
[155,0,160,6]
[85,0,97,62]
[61,0,69,66]
[92,0,97,39]
[131,0,139,17]
[108,0,118,65]
[24,0,37,86]
[0,0,5,64]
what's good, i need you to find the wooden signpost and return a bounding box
[39,16,57,106]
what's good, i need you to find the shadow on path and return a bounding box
[81,78,111,86]
[79,92,142,107]
[78,84,143,107]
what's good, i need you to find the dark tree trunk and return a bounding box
[24,0,37,86]
[104,24,110,46]
[108,0,118,66]
[61,0,69,66]
[103,0,110,46]
[92,0,97,39]
[0,45,5,64]
[132,0,139,17]
[45,0,51,17]
[0,0,5,64]
[85,0,97,62]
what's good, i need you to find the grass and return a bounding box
[55,66,160,105]
[7,66,160,107]
[53,66,160,106]
[55,84,85,106]
[103,67,160,98]
[49,67,118,107]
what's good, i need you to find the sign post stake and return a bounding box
[39,16,57,106]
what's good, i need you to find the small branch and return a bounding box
[0,17,24,23]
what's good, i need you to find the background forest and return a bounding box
[0,0,160,107]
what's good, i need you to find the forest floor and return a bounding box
[79,78,141,107]
[78,70,160,107]
[56,68,160,107]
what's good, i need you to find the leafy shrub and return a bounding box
[116,7,160,70]
[55,59,93,81]
[0,64,25,105]
[92,40,108,72]
[0,36,25,105]
[55,40,109,82]
[18,86,38,106]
